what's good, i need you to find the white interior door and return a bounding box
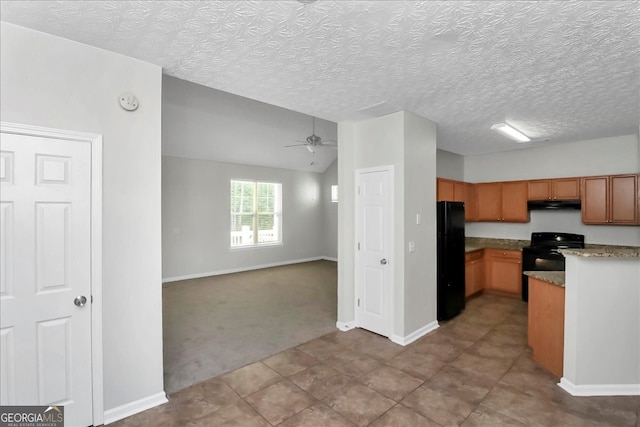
[0,132,93,426]
[355,167,393,337]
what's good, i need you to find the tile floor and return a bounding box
[112,295,640,426]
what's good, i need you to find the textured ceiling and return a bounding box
[1,1,638,166]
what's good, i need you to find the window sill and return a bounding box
[230,242,283,251]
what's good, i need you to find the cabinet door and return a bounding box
[464,252,485,297]
[528,179,552,200]
[528,278,565,377]
[437,178,455,202]
[582,176,609,224]
[485,250,522,295]
[475,182,502,221]
[501,181,529,222]
[553,178,580,200]
[464,183,477,221]
[610,174,638,224]
[453,181,465,202]
[464,260,474,297]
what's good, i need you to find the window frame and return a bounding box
[230,179,282,249]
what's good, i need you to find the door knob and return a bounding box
[74,295,87,307]
[380,258,388,265]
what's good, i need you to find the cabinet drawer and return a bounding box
[465,249,484,262]
[484,249,522,260]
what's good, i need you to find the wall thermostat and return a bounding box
[118,92,139,111]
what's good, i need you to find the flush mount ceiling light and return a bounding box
[490,123,531,143]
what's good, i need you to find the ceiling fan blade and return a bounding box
[284,143,307,147]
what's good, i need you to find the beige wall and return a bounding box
[337,111,438,341]
[1,22,164,417]
[162,155,329,280]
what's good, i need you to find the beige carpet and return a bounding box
[162,260,337,394]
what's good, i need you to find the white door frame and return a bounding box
[354,165,394,337]
[0,122,104,426]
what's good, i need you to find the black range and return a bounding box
[521,232,585,302]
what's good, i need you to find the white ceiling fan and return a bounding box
[285,117,337,154]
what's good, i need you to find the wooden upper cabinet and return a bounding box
[464,183,477,221]
[610,175,638,224]
[582,176,608,223]
[437,178,455,202]
[476,181,528,222]
[475,182,502,221]
[437,178,465,202]
[501,181,529,222]
[554,178,581,200]
[528,180,552,200]
[528,177,580,201]
[582,174,638,225]
[437,178,476,221]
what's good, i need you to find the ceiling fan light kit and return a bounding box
[285,116,337,154]
[490,123,531,143]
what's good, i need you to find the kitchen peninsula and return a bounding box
[526,246,640,397]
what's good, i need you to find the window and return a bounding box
[230,180,282,247]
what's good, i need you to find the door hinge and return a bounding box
[357,242,360,250]
[91,295,94,304]
[357,298,360,307]
[357,186,360,195]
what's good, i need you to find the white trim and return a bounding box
[559,378,640,396]
[1,122,104,425]
[336,321,356,331]
[103,392,168,425]
[391,321,440,346]
[162,256,330,283]
[322,256,338,262]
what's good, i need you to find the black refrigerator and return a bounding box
[437,201,466,321]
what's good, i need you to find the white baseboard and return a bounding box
[336,320,356,331]
[322,256,338,262]
[559,378,640,396]
[162,257,336,283]
[391,321,439,346]
[103,391,168,424]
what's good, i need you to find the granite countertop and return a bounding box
[465,237,529,253]
[560,247,640,258]
[524,271,565,287]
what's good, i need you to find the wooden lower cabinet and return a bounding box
[528,277,565,377]
[484,249,522,296]
[464,250,484,297]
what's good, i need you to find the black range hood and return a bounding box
[527,200,582,210]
